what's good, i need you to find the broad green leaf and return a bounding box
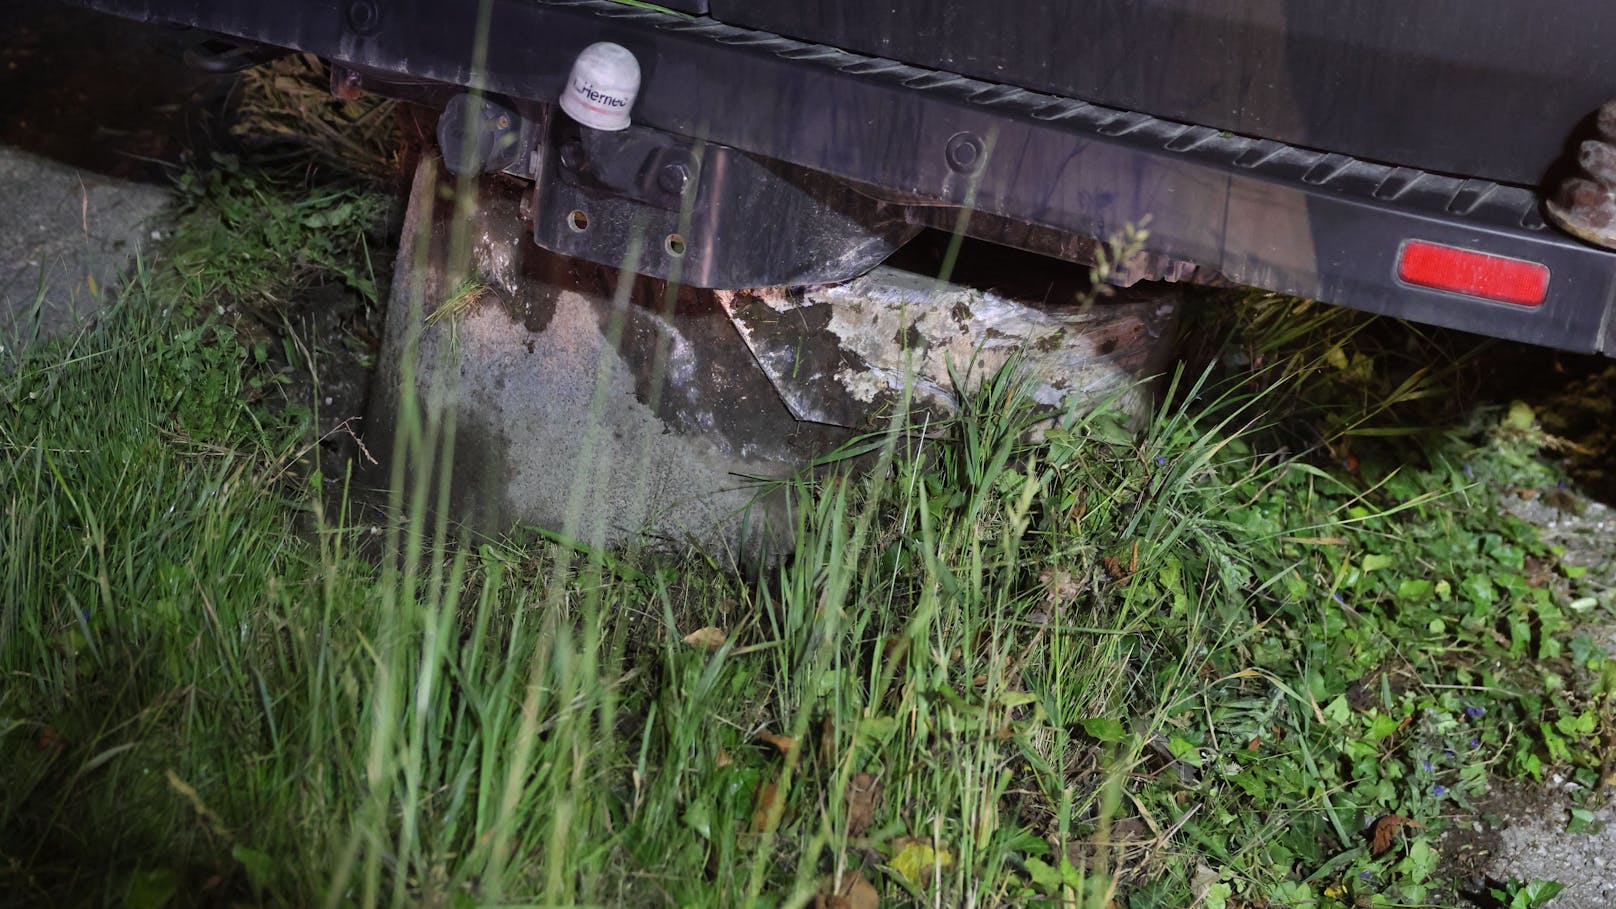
[1361,553,1394,572]
[890,839,955,888]
[232,846,274,892]
[1322,695,1352,725]
[124,869,177,909]
[1081,717,1127,743]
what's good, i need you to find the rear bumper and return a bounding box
[61,0,1616,352]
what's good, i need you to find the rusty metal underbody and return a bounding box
[716,272,1179,431]
[364,160,1181,552]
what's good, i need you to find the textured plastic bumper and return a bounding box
[59,0,1616,353]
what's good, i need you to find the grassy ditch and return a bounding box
[1,156,1613,909]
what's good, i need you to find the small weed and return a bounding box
[1489,878,1567,909]
[162,153,385,309]
[424,279,494,327]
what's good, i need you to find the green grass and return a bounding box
[1,160,1611,909]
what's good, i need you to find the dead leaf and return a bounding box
[1369,814,1422,855]
[758,729,797,757]
[1101,555,1133,585]
[820,714,838,767]
[714,748,732,769]
[1039,566,1082,610]
[36,725,64,757]
[683,626,727,651]
[814,869,880,909]
[1524,554,1552,588]
[1068,490,1088,524]
[1544,487,1585,514]
[1110,816,1149,844]
[1064,838,1103,873]
[845,773,881,836]
[751,778,785,833]
[1190,863,1220,903]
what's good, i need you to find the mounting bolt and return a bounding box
[945,131,986,174]
[658,162,691,195]
[436,93,524,176]
[559,139,586,171]
[346,0,381,35]
[331,65,365,100]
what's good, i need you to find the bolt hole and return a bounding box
[346,0,380,34]
[567,210,589,233]
[665,233,686,257]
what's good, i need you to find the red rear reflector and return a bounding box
[1397,241,1549,306]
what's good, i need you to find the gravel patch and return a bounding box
[1476,491,1616,906]
[1486,780,1616,908]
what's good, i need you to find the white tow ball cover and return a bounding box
[561,42,640,131]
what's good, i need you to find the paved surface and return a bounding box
[1488,791,1616,908]
[0,0,225,351]
[0,147,169,346]
[1475,496,1616,908]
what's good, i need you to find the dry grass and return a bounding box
[231,53,402,182]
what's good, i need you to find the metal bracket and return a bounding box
[181,35,288,73]
[556,120,695,212]
[532,113,919,289]
[436,93,533,177]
